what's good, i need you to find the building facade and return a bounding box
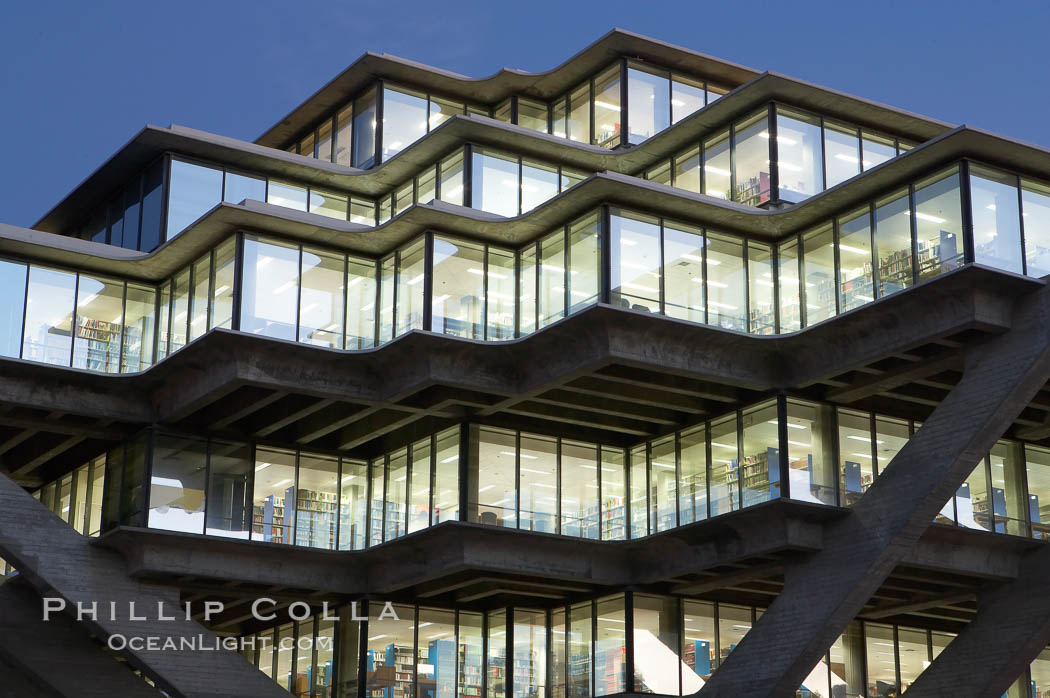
[2,29,1050,698]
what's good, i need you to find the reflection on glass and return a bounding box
[0,261,26,359]
[703,131,731,200]
[630,445,647,538]
[970,165,1023,274]
[785,401,836,505]
[223,171,266,205]
[593,66,621,147]
[205,439,251,539]
[23,267,75,366]
[561,441,598,538]
[748,242,774,335]
[594,595,626,696]
[672,76,705,124]
[383,87,428,161]
[487,246,516,340]
[874,190,913,297]
[611,210,661,312]
[473,149,520,217]
[539,231,566,328]
[741,402,779,505]
[568,215,601,313]
[268,181,308,211]
[864,623,897,697]
[365,603,416,698]
[241,236,299,341]
[568,84,591,145]
[628,65,670,145]
[353,88,377,169]
[513,610,546,698]
[776,109,823,203]
[914,166,964,280]
[649,436,677,532]
[663,222,704,323]
[211,238,236,331]
[167,160,223,238]
[709,415,739,515]
[861,132,895,170]
[1022,179,1050,277]
[601,447,626,541]
[517,98,548,133]
[439,151,465,206]
[252,447,296,544]
[522,159,559,213]
[633,595,679,694]
[824,122,861,189]
[732,113,771,206]
[72,274,123,372]
[432,237,485,339]
[778,239,801,331]
[718,605,751,668]
[149,434,207,534]
[803,224,835,325]
[397,240,426,336]
[673,147,701,194]
[706,233,746,330]
[476,427,517,526]
[838,207,875,311]
[346,258,376,349]
[295,453,338,549]
[679,426,707,525]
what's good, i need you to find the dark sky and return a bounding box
[1,0,1046,228]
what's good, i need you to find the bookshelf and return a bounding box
[75,317,126,371]
[295,488,337,548]
[371,500,406,544]
[366,644,416,698]
[253,487,294,544]
[581,496,626,541]
[487,648,505,698]
[459,642,483,698]
[594,643,625,695]
[682,639,713,678]
[735,172,770,207]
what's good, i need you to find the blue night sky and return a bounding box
[1,0,1047,228]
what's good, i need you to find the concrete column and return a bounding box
[697,284,1050,697]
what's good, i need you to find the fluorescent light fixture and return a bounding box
[621,282,658,293]
[255,462,271,472]
[711,442,736,449]
[904,211,947,224]
[704,165,731,177]
[440,455,459,463]
[214,285,230,295]
[272,280,295,295]
[838,244,869,255]
[768,420,806,430]
[593,100,620,111]
[407,274,425,286]
[847,435,884,444]
[273,479,293,487]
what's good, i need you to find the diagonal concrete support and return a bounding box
[902,544,1050,697]
[697,284,1050,697]
[0,581,161,697]
[0,473,288,698]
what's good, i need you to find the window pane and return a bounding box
[378,256,395,343]
[430,96,464,130]
[1027,445,1050,540]
[383,87,428,161]
[861,132,895,170]
[630,445,647,538]
[150,434,207,534]
[709,415,739,514]
[679,426,707,524]
[513,610,546,698]
[394,182,414,216]
[663,221,704,323]
[339,459,368,550]
[317,120,333,162]
[566,603,590,698]
[139,160,165,252]
[310,190,349,220]
[167,160,222,238]
[493,99,512,123]
[682,601,715,684]
[408,437,431,534]
[837,409,873,506]
[417,607,456,698]
[222,171,267,207]
[594,595,626,696]
[568,85,591,144]
[351,198,376,226]
[776,108,823,202]
[610,209,661,312]
[432,237,484,339]
[268,180,308,211]
[335,105,353,167]
[122,282,155,372]
[346,257,376,349]
[521,159,559,213]
[486,610,507,698]
[706,233,746,330]
[476,427,517,525]
[601,447,626,541]
[628,65,669,144]
[72,274,124,372]
[252,447,295,544]
[417,167,436,205]
[703,131,731,200]
[914,166,964,280]
[519,434,557,533]
[803,224,835,326]
[119,181,142,249]
[971,165,1023,273]
[211,238,236,330]
[473,149,520,216]
[824,122,861,189]
[205,439,251,539]
[486,246,516,341]
[434,428,459,523]
[671,76,705,124]
[241,236,299,341]
[517,98,548,133]
[459,612,483,698]
[633,595,679,694]
[170,268,190,353]
[863,623,897,697]
[300,133,316,160]
[366,604,416,698]
[189,253,210,341]
[650,436,677,532]
[296,453,338,549]
[989,441,1026,536]
[733,112,771,206]
[23,266,75,366]
[353,87,377,169]
[299,246,345,348]
[874,190,913,297]
[593,66,621,147]
[673,146,701,194]
[741,401,780,505]
[1033,649,1050,698]
[0,261,25,359]
[316,618,336,696]
[837,207,874,312]
[561,441,598,538]
[748,242,774,335]
[786,400,836,505]
[439,151,465,206]
[1022,179,1050,277]
[397,240,426,336]
[369,458,385,546]
[778,239,801,331]
[539,230,566,328]
[718,605,751,667]
[519,245,537,336]
[567,214,600,313]
[385,449,408,541]
[875,416,909,479]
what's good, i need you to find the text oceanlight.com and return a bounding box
[107,634,333,652]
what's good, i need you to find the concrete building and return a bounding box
[2,28,1050,697]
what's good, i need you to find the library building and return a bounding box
[4,28,1050,698]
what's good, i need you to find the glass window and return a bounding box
[989,441,1026,536]
[55,474,72,524]
[475,427,517,526]
[456,611,483,698]
[88,455,104,536]
[120,282,155,373]
[971,165,1023,274]
[710,415,739,515]
[72,465,90,534]
[383,87,428,161]
[681,600,715,685]
[295,453,338,549]
[167,160,222,238]
[1032,649,1050,698]
[519,244,537,336]
[299,133,316,160]
[394,182,414,216]
[539,231,566,328]
[663,221,704,323]
[369,458,385,546]
[276,623,294,690]
[310,190,349,220]
[23,266,76,366]
[189,253,211,342]
[205,439,251,539]
[315,121,334,163]
[861,132,895,171]
[417,167,436,205]
[733,112,771,206]
[551,98,567,139]
[366,604,416,698]
[748,242,774,335]
[473,149,520,217]
[1026,445,1050,540]
[316,618,336,696]
[378,255,395,343]
[741,402,780,506]
[717,605,751,667]
[874,416,909,479]
[396,240,426,336]
[139,160,165,252]
[385,448,408,542]
[486,610,507,698]
[268,181,308,212]
[339,459,368,550]
[673,147,701,194]
[170,268,190,353]
[346,257,376,350]
[593,66,621,147]
[149,434,207,534]
[649,437,676,532]
[785,400,836,505]
[298,246,344,348]
[679,426,707,525]
[913,166,965,280]
[439,151,465,206]
[408,437,431,534]
[512,610,546,698]
[633,595,680,694]
[72,274,123,372]
[703,131,732,200]
[350,198,375,226]
[487,246,516,340]
[568,85,591,144]
[567,214,600,314]
[671,76,705,124]
[493,99,512,123]
[521,159,559,213]
[1022,179,1050,277]
[107,194,124,249]
[517,98,548,133]
[864,623,897,697]
[335,105,353,167]
[594,595,626,696]
[210,238,236,331]
[0,261,26,359]
[565,602,590,698]
[824,122,861,189]
[561,441,598,538]
[353,87,378,169]
[430,96,464,131]
[776,108,823,203]
[601,447,627,541]
[518,434,557,533]
[432,237,484,339]
[433,428,459,523]
[253,447,296,544]
[837,409,873,506]
[628,65,670,144]
[837,207,875,312]
[706,233,746,331]
[630,445,648,538]
[874,190,913,297]
[156,281,170,360]
[241,236,299,341]
[610,209,661,313]
[778,239,801,332]
[416,607,455,698]
[803,224,836,325]
[827,624,865,698]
